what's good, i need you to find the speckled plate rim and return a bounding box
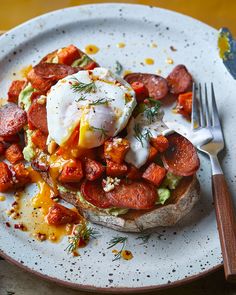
[0,3,224,292]
[0,249,222,293]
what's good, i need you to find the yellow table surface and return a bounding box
[0,1,236,294]
[0,0,235,35]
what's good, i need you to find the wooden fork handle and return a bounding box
[212,174,236,282]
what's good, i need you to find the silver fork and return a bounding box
[192,83,236,282]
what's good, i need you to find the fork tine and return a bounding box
[211,83,221,127]
[191,82,199,130]
[204,83,211,126]
[198,83,205,127]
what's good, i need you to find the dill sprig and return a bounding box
[134,123,144,146]
[115,61,123,75]
[65,223,99,254]
[75,95,86,103]
[90,126,108,141]
[143,129,153,141]
[134,123,153,147]
[89,98,112,106]
[136,233,151,244]
[144,98,161,124]
[71,77,97,94]
[107,236,128,262]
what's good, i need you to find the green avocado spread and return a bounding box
[162,172,182,190]
[156,188,171,205]
[71,55,91,67]
[156,172,182,205]
[18,83,35,111]
[23,130,36,162]
[57,185,128,216]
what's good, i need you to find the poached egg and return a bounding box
[46,67,136,149]
[125,109,170,168]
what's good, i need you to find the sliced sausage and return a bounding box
[0,103,27,137]
[33,63,78,79]
[0,142,5,155]
[0,134,20,143]
[27,100,48,134]
[124,73,169,100]
[161,133,200,176]
[166,65,193,94]
[27,63,78,93]
[106,180,157,210]
[81,180,112,209]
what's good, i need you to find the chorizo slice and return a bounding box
[27,63,78,92]
[161,133,200,176]
[106,180,157,210]
[124,73,169,100]
[27,100,48,134]
[166,65,193,94]
[81,180,112,209]
[0,103,27,136]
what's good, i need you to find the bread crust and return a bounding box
[40,171,200,232]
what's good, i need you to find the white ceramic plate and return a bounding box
[0,4,236,292]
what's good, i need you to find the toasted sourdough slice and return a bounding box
[39,170,200,232]
[22,46,200,232]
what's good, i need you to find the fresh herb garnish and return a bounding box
[90,126,108,141]
[134,123,153,147]
[75,95,86,103]
[107,236,128,261]
[136,233,151,244]
[144,98,161,124]
[71,77,96,94]
[115,61,123,75]
[89,98,112,106]
[134,123,144,146]
[65,223,99,254]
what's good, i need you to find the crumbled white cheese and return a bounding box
[37,95,47,105]
[103,176,121,192]
[107,137,123,151]
[113,138,122,144]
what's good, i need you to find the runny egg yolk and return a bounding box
[29,168,55,214]
[18,168,72,242]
